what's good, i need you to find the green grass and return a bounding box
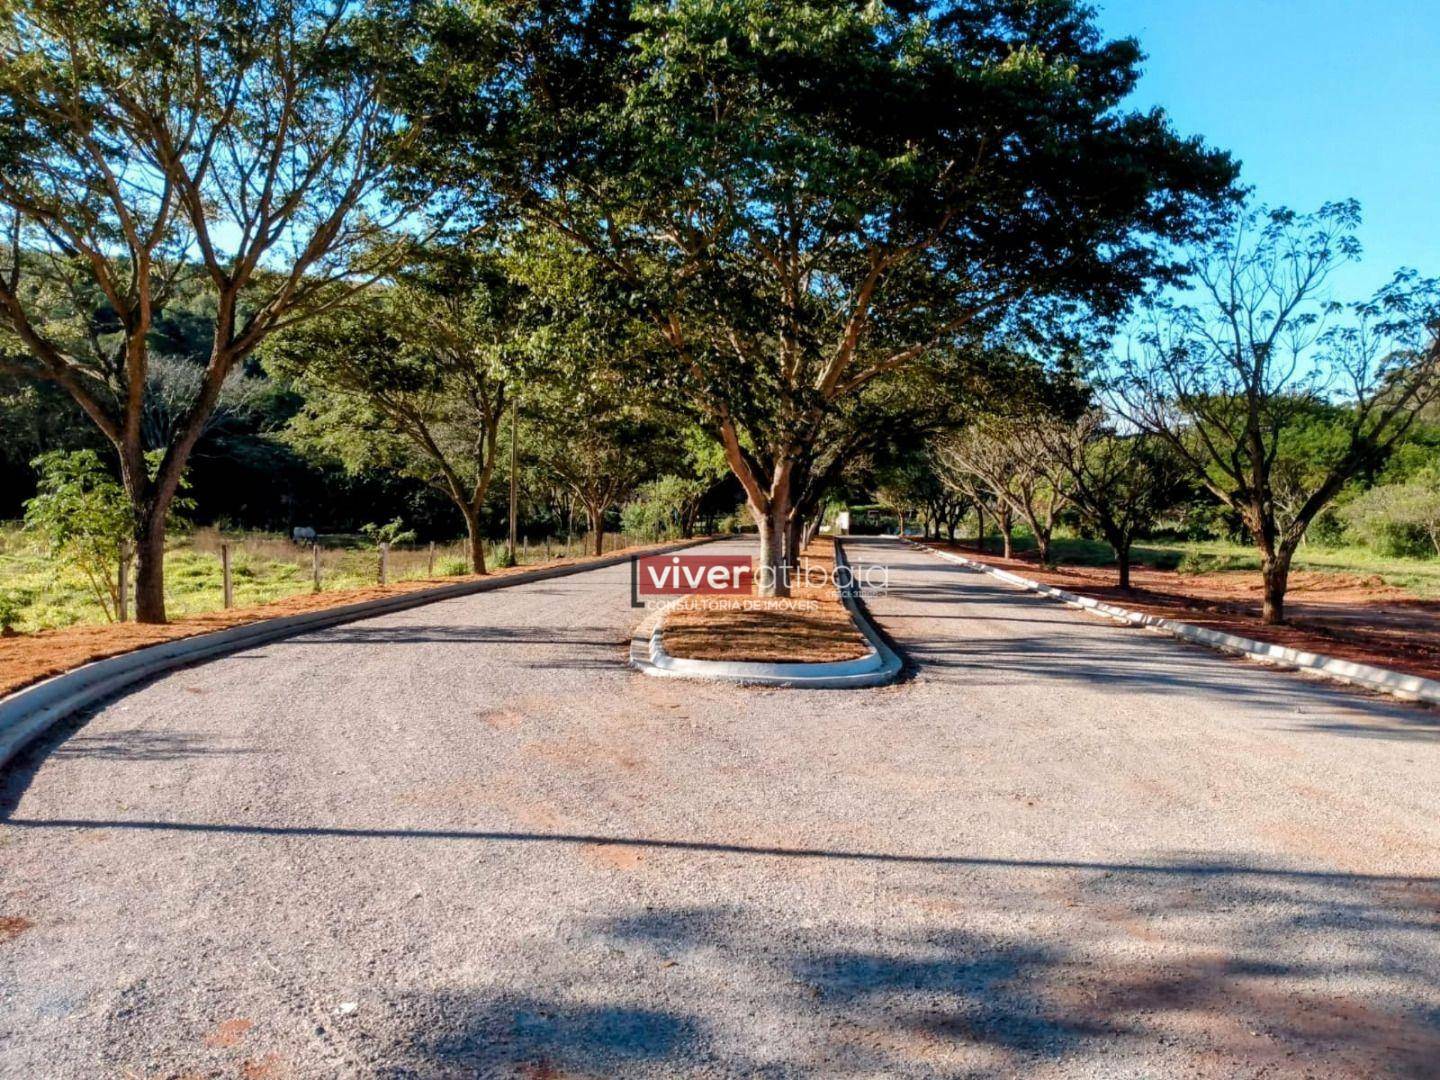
[977,533,1440,598]
[0,523,642,633]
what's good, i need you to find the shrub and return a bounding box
[1342,476,1440,558]
[0,587,32,635]
[23,451,135,621]
[360,518,418,547]
[621,476,708,539]
[437,557,471,576]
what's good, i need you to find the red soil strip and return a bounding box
[662,538,870,664]
[0,540,702,700]
[927,540,1440,684]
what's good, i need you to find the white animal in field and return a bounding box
[292,526,318,544]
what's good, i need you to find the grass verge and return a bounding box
[0,524,646,633]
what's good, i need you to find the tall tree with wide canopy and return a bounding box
[409,0,1237,593]
[0,0,455,620]
[1112,202,1440,622]
[264,247,521,572]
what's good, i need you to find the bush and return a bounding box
[713,511,747,534]
[23,450,135,621]
[0,587,32,635]
[1306,508,1346,548]
[360,517,418,547]
[1342,476,1440,558]
[437,557,471,576]
[621,476,707,539]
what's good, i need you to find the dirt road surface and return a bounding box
[2,537,1438,1078]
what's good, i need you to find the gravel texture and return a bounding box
[1,537,1438,1078]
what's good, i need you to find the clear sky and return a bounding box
[1093,0,1440,298]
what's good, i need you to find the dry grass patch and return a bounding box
[661,537,870,664]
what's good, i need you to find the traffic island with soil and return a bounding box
[631,537,901,688]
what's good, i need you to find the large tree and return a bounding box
[1033,412,1181,589]
[264,247,520,572]
[0,0,453,620]
[935,415,1068,564]
[529,383,662,557]
[1112,202,1440,622]
[409,0,1236,594]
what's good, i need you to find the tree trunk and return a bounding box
[1033,530,1051,567]
[589,504,605,557]
[753,501,794,597]
[132,509,168,624]
[750,466,795,597]
[802,514,821,549]
[1261,545,1294,625]
[1117,541,1132,590]
[754,509,779,597]
[462,506,487,574]
[999,505,1013,559]
[976,504,986,552]
[896,511,906,539]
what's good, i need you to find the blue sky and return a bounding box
[1094,0,1440,298]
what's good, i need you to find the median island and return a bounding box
[660,538,870,664]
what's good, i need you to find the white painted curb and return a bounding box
[908,539,1440,706]
[630,541,902,689]
[0,539,714,770]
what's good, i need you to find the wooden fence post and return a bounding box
[427,541,436,577]
[379,542,389,585]
[312,543,322,592]
[221,542,233,609]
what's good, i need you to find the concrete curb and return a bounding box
[0,538,714,770]
[629,540,902,689]
[907,539,1440,706]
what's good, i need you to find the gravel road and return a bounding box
[2,537,1438,1078]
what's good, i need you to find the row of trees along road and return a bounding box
[31,1,1435,622]
[405,0,1237,596]
[923,205,1440,623]
[0,0,460,621]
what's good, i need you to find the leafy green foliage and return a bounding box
[360,518,419,548]
[1342,472,1440,557]
[621,476,708,539]
[22,450,134,620]
[407,0,1237,568]
[0,583,31,633]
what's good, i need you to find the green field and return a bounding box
[0,524,634,633]
[968,533,1440,598]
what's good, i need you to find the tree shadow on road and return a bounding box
[3,808,1439,1075]
[898,629,1440,742]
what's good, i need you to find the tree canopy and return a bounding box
[404,0,1238,591]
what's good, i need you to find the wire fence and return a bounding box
[176,528,657,613]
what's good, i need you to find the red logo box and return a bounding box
[632,554,753,603]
